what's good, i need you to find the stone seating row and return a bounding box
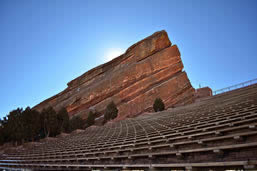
[5,116,257,160]
[1,160,257,171]
[1,84,257,170]
[6,97,256,158]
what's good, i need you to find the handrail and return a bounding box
[213,78,257,95]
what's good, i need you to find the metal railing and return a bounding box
[213,78,257,95]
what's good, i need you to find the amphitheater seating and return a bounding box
[1,83,257,170]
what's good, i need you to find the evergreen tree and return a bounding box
[22,107,41,142]
[153,98,165,112]
[0,106,62,145]
[40,106,59,137]
[0,117,9,144]
[6,108,24,145]
[0,118,6,145]
[57,107,70,133]
[69,116,84,132]
[104,101,118,122]
[86,111,95,127]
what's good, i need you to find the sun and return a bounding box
[104,49,124,62]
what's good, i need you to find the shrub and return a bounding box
[57,107,70,133]
[69,116,85,132]
[153,98,165,112]
[86,111,95,127]
[104,101,118,122]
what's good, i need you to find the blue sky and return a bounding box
[1,0,257,118]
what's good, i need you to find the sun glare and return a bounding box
[104,49,124,62]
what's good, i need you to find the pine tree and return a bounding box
[104,101,118,122]
[6,108,24,145]
[41,106,58,137]
[86,111,95,127]
[153,98,165,112]
[69,116,84,132]
[22,107,41,142]
[57,107,70,133]
[0,118,7,145]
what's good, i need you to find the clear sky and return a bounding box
[1,0,257,119]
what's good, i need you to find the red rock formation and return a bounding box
[33,30,195,120]
[195,87,213,101]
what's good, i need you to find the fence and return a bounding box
[213,78,257,95]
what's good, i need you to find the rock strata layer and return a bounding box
[33,30,195,120]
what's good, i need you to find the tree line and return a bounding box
[0,101,120,146]
[0,98,164,146]
[0,106,85,146]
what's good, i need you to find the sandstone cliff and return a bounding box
[33,30,195,120]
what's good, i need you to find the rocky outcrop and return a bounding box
[33,30,195,120]
[195,87,213,102]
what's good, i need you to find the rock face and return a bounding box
[33,30,195,120]
[195,87,213,100]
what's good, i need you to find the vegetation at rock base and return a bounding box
[40,107,59,137]
[86,111,96,127]
[0,102,119,146]
[153,98,165,112]
[0,107,81,146]
[69,115,85,131]
[22,107,41,142]
[104,101,118,123]
[57,107,70,133]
